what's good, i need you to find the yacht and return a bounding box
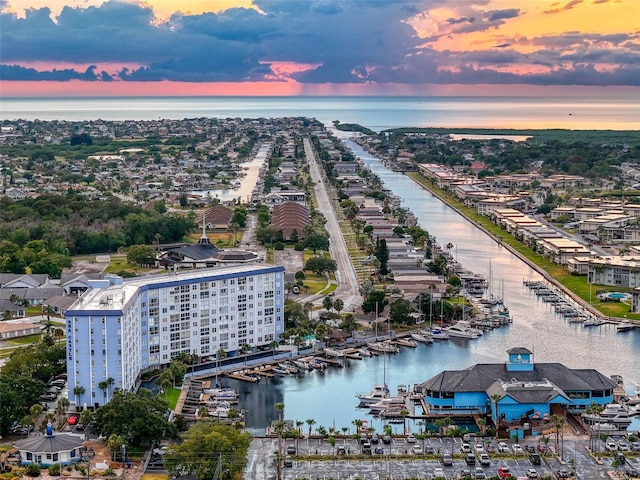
[617,321,636,332]
[582,403,633,427]
[429,328,450,340]
[357,384,390,405]
[410,332,434,344]
[442,321,483,339]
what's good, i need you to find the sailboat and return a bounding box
[358,303,392,405]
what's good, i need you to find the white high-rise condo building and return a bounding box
[65,264,285,408]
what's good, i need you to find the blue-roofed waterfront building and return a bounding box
[419,347,617,432]
[65,264,285,409]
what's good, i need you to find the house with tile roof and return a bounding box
[270,202,311,241]
[200,205,234,230]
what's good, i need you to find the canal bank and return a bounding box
[403,171,609,323]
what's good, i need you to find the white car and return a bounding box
[606,441,618,452]
[525,468,539,478]
[406,434,416,443]
[412,445,422,454]
[498,442,510,453]
[513,444,524,454]
[474,443,485,453]
[460,442,472,453]
[433,467,445,477]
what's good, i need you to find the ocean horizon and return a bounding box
[2,95,639,131]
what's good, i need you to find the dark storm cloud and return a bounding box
[447,16,475,25]
[0,64,105,81]
[0,0,638,86]
[485,9,520,22]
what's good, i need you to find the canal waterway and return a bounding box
[230,136,640,436]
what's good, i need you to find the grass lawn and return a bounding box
[408,172,640,321]
[303,278,330,294]
[164,387,181,410]
[8,334,43,345]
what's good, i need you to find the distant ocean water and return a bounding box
[1,96,639,131]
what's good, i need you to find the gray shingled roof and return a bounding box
[420,362,616,394]
[14,433,84,453]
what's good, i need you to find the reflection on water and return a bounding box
[228,137,640,436]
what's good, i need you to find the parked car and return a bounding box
[442,453,453,466]
[461,443,472,453]
[425,444,435,454]
[538,444,548,454]
[464,453,476,465]
[626,467,640,478]
[370,434,379,444]
[525,444,536,453]
[337,446,346,455]
[362,442,372,454]
[555,468,570,478]
[382,435,392,444]
[513,444,524,454]
[479,453,491,466]
[433,467,445,478]
[497,467,512,478]
[475,467,487,479]
[460,467,472,478]
[412,445,422,454]
[529,453,541,465]
[374,446,384,455]
[286,445,296,454]
[486,444,497,453]
[283,456,293,468]
[498,442,510,453]
[525,468,539,478]
[474,443,485,453]
[606,441,618,452]
[631,442,640,451]
[406,434,416,443]
[618,442,630,451]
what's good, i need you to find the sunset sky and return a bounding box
[1,0,639,96]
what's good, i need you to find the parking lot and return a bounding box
[243,435,640,480]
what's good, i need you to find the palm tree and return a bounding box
[29,404,43,433]
[73,385,85,409]
[275,403,285,480]
[98,380,108,401]
[490,393,503,436]
[399,409,410,435]
[351,419,363,436]
[333,298,344,314]
[305,418,316,440]
[240,343,252,366]
[196,406,208,420]
[105,377,114,401]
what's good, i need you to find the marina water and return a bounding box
[234,136,640,436]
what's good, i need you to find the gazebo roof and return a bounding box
[14,433,84,453]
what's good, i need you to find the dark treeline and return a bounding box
[0,193,196,275]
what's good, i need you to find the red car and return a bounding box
[497,467,512,478]
[68,415,79,426]
[537,444,548,454]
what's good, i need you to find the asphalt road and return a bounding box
[303,137,362,313]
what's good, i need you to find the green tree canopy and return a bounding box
[304,256,337,276]
[92,389,177,447]
[163,422,252,480]
[126,244,156,266]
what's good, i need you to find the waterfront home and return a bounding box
[418,348,617,426]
